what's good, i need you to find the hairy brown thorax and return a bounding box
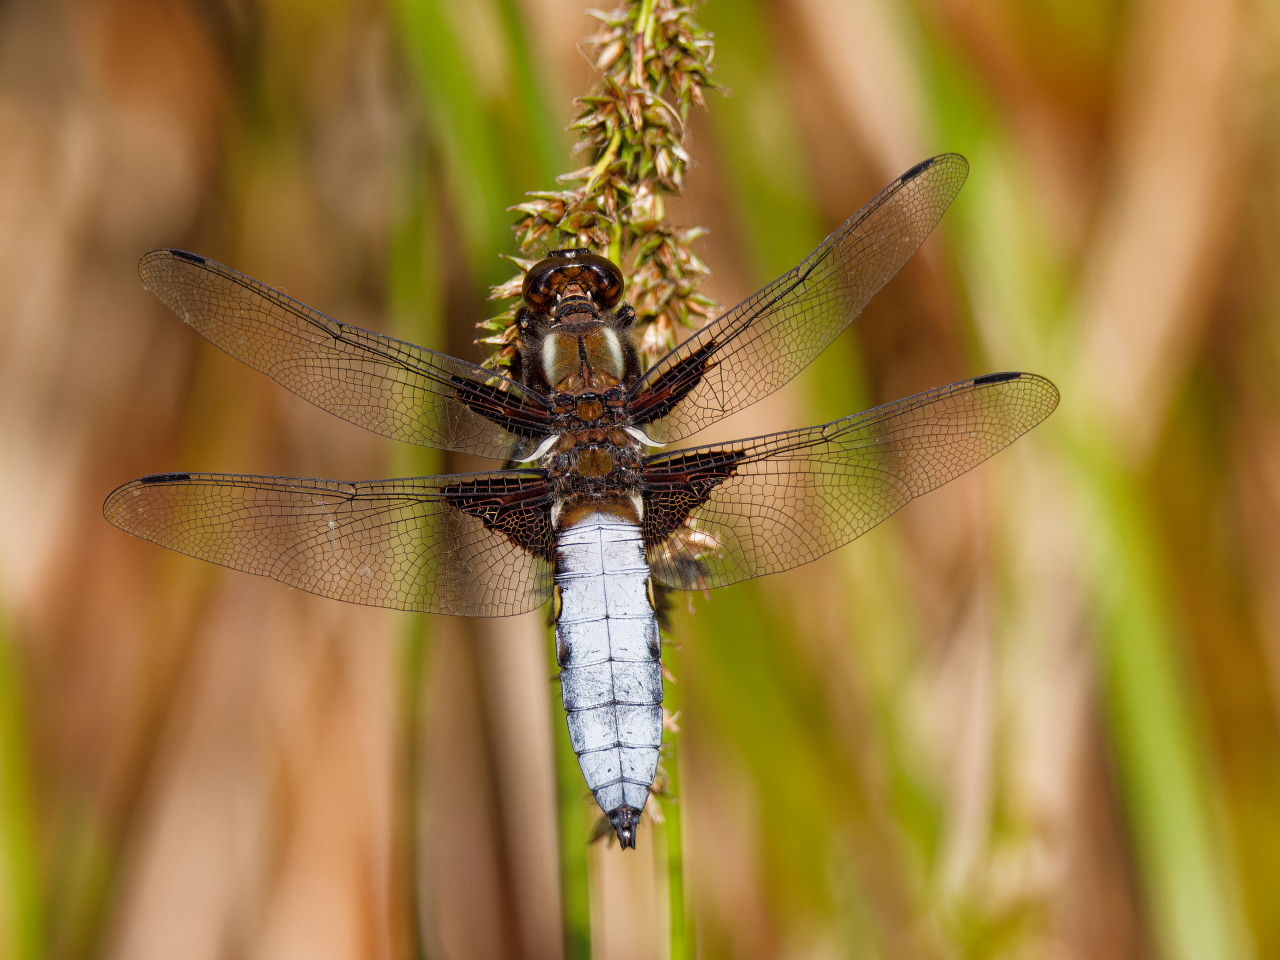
[516,250,645,495]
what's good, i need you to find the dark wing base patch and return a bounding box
[641,449,745,549]
[446,374,554,441]
[440,474,555,562]
[628,339,720,426]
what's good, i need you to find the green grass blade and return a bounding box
[659,639,694,960]
[386,126,444,959]
[1079,432,1252,960]
[392,0,516,285]
[0,624,42,960]
[921,24,1254,958]
[492,0,564,184]
[550,631,592,960]
[699,0,823,282]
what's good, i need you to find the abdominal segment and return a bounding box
[554,511,662,849]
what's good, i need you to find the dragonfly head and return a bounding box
[522,249,624,321]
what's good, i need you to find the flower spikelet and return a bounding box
[479,0,719,372]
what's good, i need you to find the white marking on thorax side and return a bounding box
[517,433,561,463]
[623,425,664,447]
[542,332,569,387]
[600,328,624,375]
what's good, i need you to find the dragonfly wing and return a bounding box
[139,250,554,460]
[641,372,1058,590]
[629,155,969,441]
[104,470,555,616]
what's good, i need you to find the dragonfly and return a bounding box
[104,154,1058,849]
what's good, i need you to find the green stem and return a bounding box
[636,0,658,50]
[584,129,623,197]
[663,736,693,960]
[395,620,430,960]
[492,0,562,183]
[387,131,442,960]
[551,628,592,959]
[1076,425,1251,960]
[607,221,623,269]
[660,636,694,960]
[392,0,513,285]
[0,623,42,960]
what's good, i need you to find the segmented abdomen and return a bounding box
[555,512,662,829]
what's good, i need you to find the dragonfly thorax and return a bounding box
[542,322,627,392]
[542,427,643,486]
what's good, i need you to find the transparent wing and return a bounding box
[629,154,970,442]
[103,470,555,616]
[641,372,1058,590]
[139,250,554,460]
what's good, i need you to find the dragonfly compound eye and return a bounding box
[522,250,624,312]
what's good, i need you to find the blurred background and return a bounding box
[1,0,1278,958]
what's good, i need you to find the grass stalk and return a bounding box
[659,641,694,960]
[386,112,445,959]
[391,0,520,286]
[0,623,42,960]
[926,32,1253,957]
[550,631,593,960]
[396,0,716,948]
[1076,429,1251,960]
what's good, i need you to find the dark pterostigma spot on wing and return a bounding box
[101,471,556,615]
[626,153,970,444]
[901,157,935,181]
[972,371,1022,386]
[136,248,553,460]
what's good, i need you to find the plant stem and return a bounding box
[585,129,623,195]
[662,730,694,959]
[550,629,592,959]
[0,622,42,960]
